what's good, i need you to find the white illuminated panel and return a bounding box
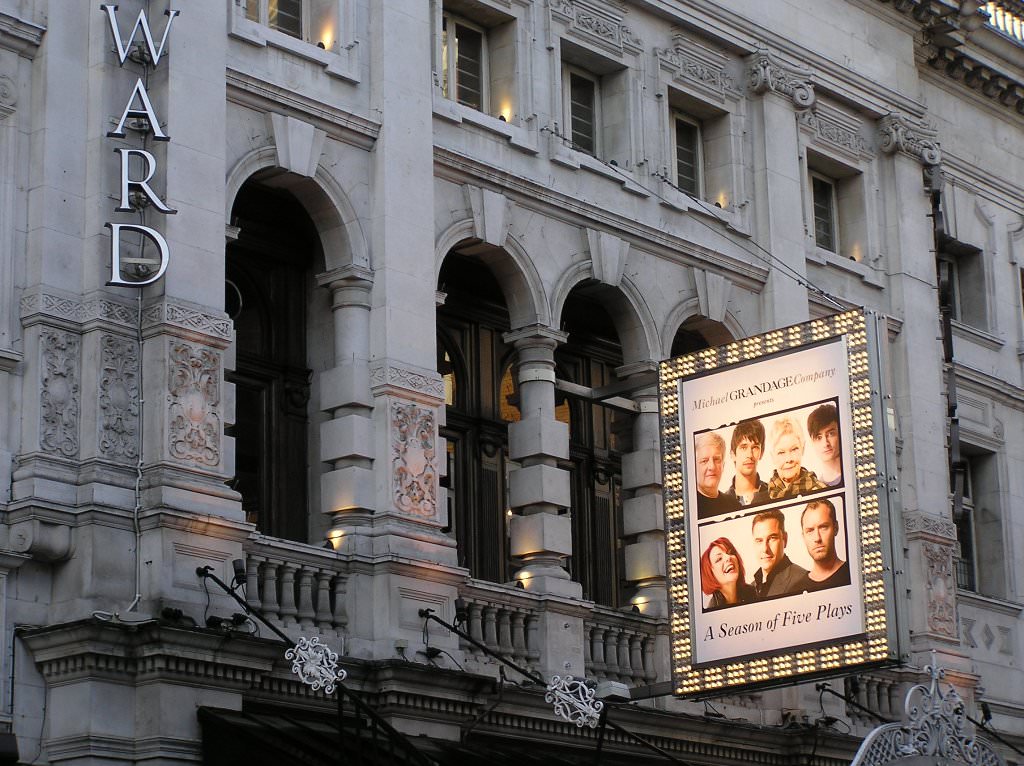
[660,310,899,697]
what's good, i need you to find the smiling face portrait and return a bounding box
[769,417,805,483]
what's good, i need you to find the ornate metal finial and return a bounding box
[545,675,605,728]
[850,652,1005,766]
[286,636,347,695]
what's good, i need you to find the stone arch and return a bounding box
[661,297,746,358]
[225,147,369,272]
[550,262,659,365]
[434,218,548,328]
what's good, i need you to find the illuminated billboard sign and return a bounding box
[660,310,902,696]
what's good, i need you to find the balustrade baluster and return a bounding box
[467,602,484,658]
[510,611,526,664]
[617,631,631,682]
[497,609,513,657]
[482,606,498,653]
[245,556,262,610]
[278,563,298,628]
[260,560,280,622]
[525,614,540,670]
[643,637,656,683]
[583,625,593,675]
[629,634,643,684]
[314,571,332,630]
[331,574,348,632]
[591,626,607,679]
[604,628,619,679]
[296,567,315,628]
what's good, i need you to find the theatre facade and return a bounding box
[0,0,1022,763]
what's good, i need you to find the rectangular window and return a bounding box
[954,458,976,591]
[674,115,702,198]
[246,0,303,38]
[567,69,598,155]
[938,254,962,321]
[441,14,486,111]
[811,174,838,253]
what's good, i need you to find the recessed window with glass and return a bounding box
[565,68,599,155]
[674,114,702,198]
[441,14,487,111]
[811,173,838,253]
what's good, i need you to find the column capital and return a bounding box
[747,44,815,109]
[316,265,374,290]
[502,324,568,349]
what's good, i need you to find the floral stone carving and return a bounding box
[167,341,221,466]
[39,329,81,457]
[923,541,957,638]
[391,401,437,518]
[99,334,139,460]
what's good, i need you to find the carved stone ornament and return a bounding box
[655,33,737,99]
[904,512,957,542]
[549,0,642,55]
[143,301,233,343]
[391,401,437,518]
[99,334,140,460]
[167,341,221,466]
[39,329,81,457]
[545,675,605,729]
[798,107,869,156]
[747,45,815,108]
[922,541,957,638]
[0,74,16,118]
[850,655,1004,766]
[877,112,942,166]
[285,636,347,694]
[20,291,135,328]
[370,363,445,401]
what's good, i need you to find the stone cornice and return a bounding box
[19,619,282,689]
[226,69,380,150]
[432,150,770,291]
[0,10,45,57]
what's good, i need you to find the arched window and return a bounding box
[557,287,630,608]
[226,179,320,541]
[437,253,515,581]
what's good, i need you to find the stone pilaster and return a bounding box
[318,266,376,527]
[747,45,812,328]
[504,325,578,598]
[619,362,667,617]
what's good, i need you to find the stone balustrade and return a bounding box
[456,581,542,677]
[584,607,662,686]
[845,672,903,730]
[243,538,349,642]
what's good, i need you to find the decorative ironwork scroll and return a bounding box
[285,636,347,695]
[545,675,604,729]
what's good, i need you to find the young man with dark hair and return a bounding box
[800,499,851,590]
[751,509,809,599]
[722,419,770,508]
[807,403,842,487]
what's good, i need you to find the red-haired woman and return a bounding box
[700,537,754,610]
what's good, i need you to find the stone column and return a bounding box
[747,45,813,328]
[619,363,667,617]
[505,325,578,598]
[318,266,375,532]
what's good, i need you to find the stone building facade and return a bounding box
[0,0,1021,763]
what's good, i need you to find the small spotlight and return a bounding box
[514,580,525,589]
[498,114,506,122]
[317,41,326,49]
[981,701,992,724]
[231,559,246,581]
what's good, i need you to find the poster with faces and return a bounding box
[678,338,865,667]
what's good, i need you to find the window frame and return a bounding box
[246,0,306,41]
[441,12,490,113]
[562,63,601,157]
[810,171,839,254]
[672,111,704,199]
[954,457,977,591]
